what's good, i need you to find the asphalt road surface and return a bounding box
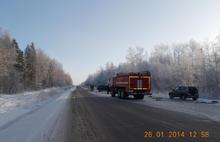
[65,87,220,142]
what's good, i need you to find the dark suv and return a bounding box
[97,85,109,92]
[169,86,199,100]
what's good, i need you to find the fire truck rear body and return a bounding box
[110,71,151,99]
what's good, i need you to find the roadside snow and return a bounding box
[0,86,75,142]
[0,88,61,113]
[0,88,62,128]
[89,89,220,123]
[137,93,220,123]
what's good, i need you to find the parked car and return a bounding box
[169,86,199,100]
[90,85,94,91]
[97,85,109,92]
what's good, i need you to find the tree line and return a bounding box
[84,36,220,98]
[0,30,72,94]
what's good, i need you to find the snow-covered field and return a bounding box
[89,89,220,123]
[0,86,75,142]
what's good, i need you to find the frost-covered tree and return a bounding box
[0,33,24,93]
[126,47,144,68]
[0,29,73,94]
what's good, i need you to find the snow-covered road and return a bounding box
[0,87,75,142]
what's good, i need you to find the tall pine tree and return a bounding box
[12,39,24,92]
[24,43,37,90]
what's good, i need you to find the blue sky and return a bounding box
[1,0,220,84]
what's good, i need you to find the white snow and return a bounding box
[89,89,220,123]
[0,86,75,142]
[0,88,60,113]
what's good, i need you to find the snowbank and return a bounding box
[0,87,73,128]
[0,88,58,113]
[0,86,75,142]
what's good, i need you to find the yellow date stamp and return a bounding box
[144,130,209,139]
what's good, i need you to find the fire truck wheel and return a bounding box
[118,90,121,99]
[121,90,125,99]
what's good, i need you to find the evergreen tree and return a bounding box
[13,39,24,73]
[24,43,37,90]
[47,61,54,87]
[11,39,24,92]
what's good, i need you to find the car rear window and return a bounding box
[179,86,188,91]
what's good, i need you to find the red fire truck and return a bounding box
[109,71,151,99]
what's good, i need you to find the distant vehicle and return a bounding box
[90,85,94,91]
[97,85,109,92]
[169,86,199,100]
[109,71,152,99]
